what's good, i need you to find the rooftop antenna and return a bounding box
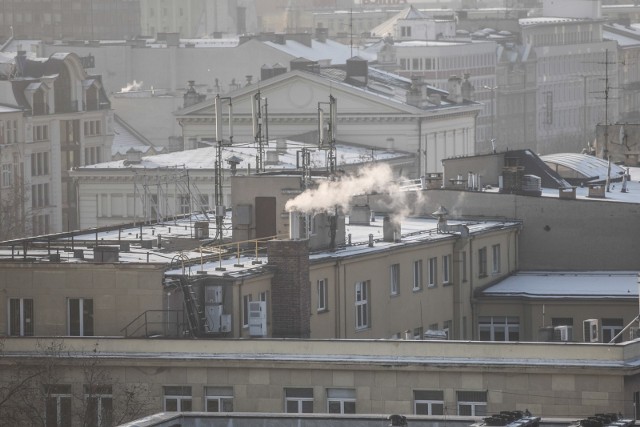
[318,94,338,250]
[350,8,353,58]
[251,90,269,172]
[213,94,233,241]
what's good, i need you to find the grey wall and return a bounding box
[363,189,640,271]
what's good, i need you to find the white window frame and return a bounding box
[457,390,487,416]
[45,385,72,427]
[414,390,445,415]
[602,318,624,343]
[8,297,34,336]
[67,298,93,336]
[413,260,423,290]
[163,386,192,412]
[1,163,12,187]
[317,278,328,312]
[492,244,501,274]
[442,255,451,284]
[84,385,113,427]
[390,263,400,295]
[284,388,314,413]
[479,316,520,342]
[327,388,356,414]
[242,294,252,328]
[355,281,369,330]
[428,257,437,287]
[478,247,487,277]
[205,386,233,412]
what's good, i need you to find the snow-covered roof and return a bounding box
[519,17,588,26]
[481,271,639,299]
[85,141,412,171]
[111,118,160,157]
[540,153,626,182]
[603,24,640,47]
[264,39,376,65]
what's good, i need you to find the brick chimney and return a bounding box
[267,239,311,338]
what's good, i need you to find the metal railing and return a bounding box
[120,309,187,338]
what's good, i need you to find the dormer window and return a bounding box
[401,26,412,37]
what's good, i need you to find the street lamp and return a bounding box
[483,85,497,152]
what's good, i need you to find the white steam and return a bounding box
[285,163,424,222]
[120,80,143,93]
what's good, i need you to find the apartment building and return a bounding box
[0,51,113,236]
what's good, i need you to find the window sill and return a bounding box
[478,274,488,279]
[412,287,423,292]
[443,282,453,287]
[427,284,437,289]
[317,308,329,314]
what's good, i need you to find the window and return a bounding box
[602,318,624,343]
[68,298,94,336]
[31,152,50,176]
[1,163,12,187]
[442,255,451,284]
[355,281,369,330]
[85,385,113,427]
[414,390,444,415]
[317,279,328,312]
[390,264,400,295]
[457,390,487,416]
[205,386,233,412]
[8,298,34,336]
[45,385,72,427]
[284,388,313,413]
[479,316,519,342]
[164,386,192,412]
[492,244,501,274]
[178,195,190,214]
[461,251,467,282]
[33,124,49,141]
[401,26,412,37]
[242,294,252,328]
[478,247,487,277]
[413,260,423,290]
[327,388,355,414]
[428,257,437,287]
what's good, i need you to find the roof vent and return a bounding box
[125,148,143,164]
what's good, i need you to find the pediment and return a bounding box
[176,71,419,119]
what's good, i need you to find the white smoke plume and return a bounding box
[120,80,143,93]
[285,163,424,222]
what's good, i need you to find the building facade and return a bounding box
[0,0,141,41]
[0,51,113,236]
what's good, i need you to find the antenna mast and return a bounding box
[252,90,269,172]
[214,94,233,241]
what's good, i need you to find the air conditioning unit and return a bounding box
[248,301,267,337]
[583,319,599,342]
[553,325,573,342]
[629,327,640,341]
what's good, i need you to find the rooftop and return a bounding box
[481,271,639,300]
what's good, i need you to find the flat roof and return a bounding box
[481,271,639,299]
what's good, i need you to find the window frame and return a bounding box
[414,390,445,415]
[8,297,34,336]
[478,247,488,277]
[327,388,356,414]
[456,390,487,416]
[492,244,501,274]
[317,278,328,312]
[67,298,94,336]
[355,281,370,330]
[163,386,192,412]
[284,387,314,413]
[45,384,72,427]
[242,294,252,328]
[84,384,113,427]
[478,316,520,342]
[204,386,234,412]
[413,260,423,291]
[428,257,437,287]
[442,254,451,284]
[390,263,400,296]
